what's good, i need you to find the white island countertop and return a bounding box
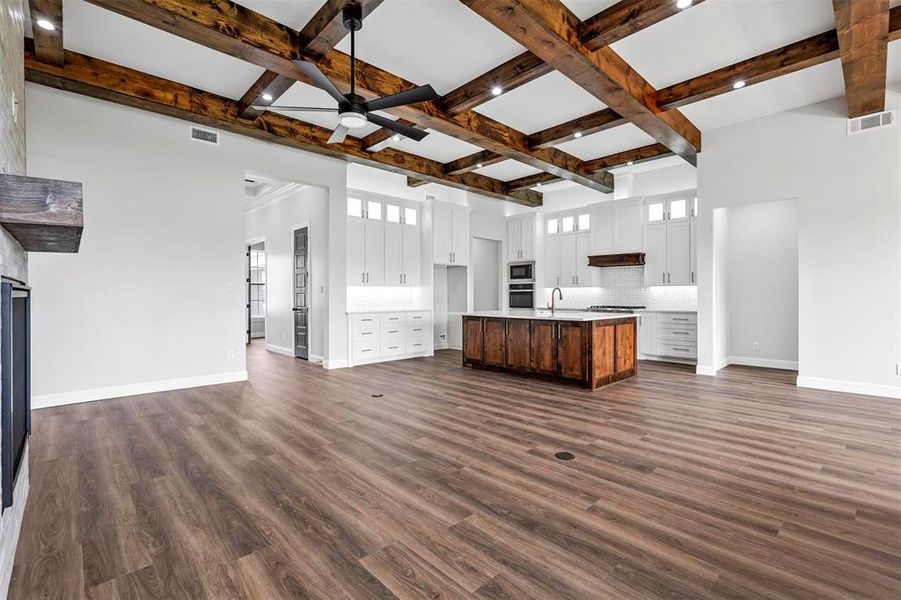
[457,309,637,322]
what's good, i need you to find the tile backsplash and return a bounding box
[540,266,697,311]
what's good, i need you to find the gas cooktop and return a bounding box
[587,305,645,313]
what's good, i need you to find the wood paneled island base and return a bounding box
[462,312,637,389]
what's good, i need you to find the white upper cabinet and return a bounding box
[547,231,592,287]
[544,234,560,287]
[507,213,536,261]
[690,219,697,285]
[644,222,667,286]
[588,199,642,254]
[642,191,697,287]
[589,203,614,253]
[348,193,421,286]
[666,220,692,285]
[433,201,469,266]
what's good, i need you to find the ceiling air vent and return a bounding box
[189,126,219,145]
[847,110,895,136]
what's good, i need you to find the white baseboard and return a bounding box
[695,364,720,376]
[727,355,798,371]
[32,370,249,409]
[309,353,325,364]
[265,343,294,357]
[323,359,348,370]
[797,376,901,399]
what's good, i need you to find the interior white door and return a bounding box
[667,220,692,285]
[364,218,384,285]
[346,218,365,285]
[590,203,614,253]
[384,223,403,286]
[507,217,522,261]
[402,222,421,286]
[614,201,643,252]
[575,232,593,287]
[433,203,452,264]
[544,235,560,287]
[644,223,667,286]
[559,233,577,287]
[520,214,536,260]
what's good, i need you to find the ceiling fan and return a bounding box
[254,3,439,145]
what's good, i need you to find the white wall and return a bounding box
[245,185,328,359]
[697,93,901,398]
[726,199,799,368]
[472,238,501,310]
[26,84,349,404]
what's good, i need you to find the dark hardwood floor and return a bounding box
[10,343,901,599]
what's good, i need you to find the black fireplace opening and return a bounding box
[1,278,30,511]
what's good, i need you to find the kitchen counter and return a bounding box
[459,309,636,322]
[346,307,431,314]
[461,311,638,390]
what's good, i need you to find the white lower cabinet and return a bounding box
[638,312,697,361]
[349,311,432,365]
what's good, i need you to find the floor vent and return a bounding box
[554,451,575,461]
[847,110,895,136]
[189,126,220,145]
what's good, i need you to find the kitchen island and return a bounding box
[461,310,638,389]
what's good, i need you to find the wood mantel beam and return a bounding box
[461,0,701,161]
[832,0,889,118]
[237,0,387,118]
[23,43,541,207]
[85,0,614,193]
[581,0,707,51]
[27,0,63,66]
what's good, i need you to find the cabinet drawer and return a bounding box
[658,325,697,342]
[405,339,428,354]
[405,311,430,323]
[380,313,404,329]
[405,323,429,338]
[657,343,697,359]
[381,340,405,356]
[352,314,380,334]
[658,313,697,326]
[352,343,379,361]
[352,329,380,345]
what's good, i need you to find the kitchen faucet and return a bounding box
[548,287,563,313]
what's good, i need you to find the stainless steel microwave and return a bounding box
[508,262,534,282]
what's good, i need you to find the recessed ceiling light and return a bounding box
[261,93,273,102]
[676,0,693,9]
[491,85,502,96]
[36,18,55,31]
[573,131,582,138]
[626,161,634,166]
[732,80,746,89]
[476,163,483,169]
[391,134,401,142]
[536,182,542,187]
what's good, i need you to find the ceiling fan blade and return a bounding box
[253,106,338,112]
[366,85,440,112]
[328,124,350,144]
[294,60,347,104]
[366,113,429,142]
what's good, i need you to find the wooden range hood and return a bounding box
[0,174,83,253]
[588,253,645,267]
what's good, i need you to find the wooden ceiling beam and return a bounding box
[440,51,553,115]
[462,0,701,161]
[236,0,387,118]
[891,4,901,41]
[23,43,541,207]
[528,108,625,149]
[85,0,614,193]
[406,177,430,188]
[505,172,560,191]
[443,150,507,176]
[832,0,890,118]
[27,0,63,66]
[581,0,707,51]
[581,143,673,173]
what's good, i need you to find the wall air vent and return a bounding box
[847,110,895,136]
[189,126,219,145]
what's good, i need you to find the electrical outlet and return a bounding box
[226,349,235,361]
[753,342,760,351]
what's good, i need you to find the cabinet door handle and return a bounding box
[662,273,665,283]
[691,271,695,283]
[361,272,365,283]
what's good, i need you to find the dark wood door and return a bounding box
[558,321,588,382]
[505,319,530,372]
[615,320,636,373]
[483,318,506,368]
[462,317,484,364]
[530,320,557,376]
[293,227,309,359]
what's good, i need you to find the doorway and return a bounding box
[472,237,501,310]
[247,241,266,343]
[293,226,309,360]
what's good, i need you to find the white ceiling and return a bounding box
[51,0,901,185]
[473,160,543,181]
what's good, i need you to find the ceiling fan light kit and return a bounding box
[254,3,439,145]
